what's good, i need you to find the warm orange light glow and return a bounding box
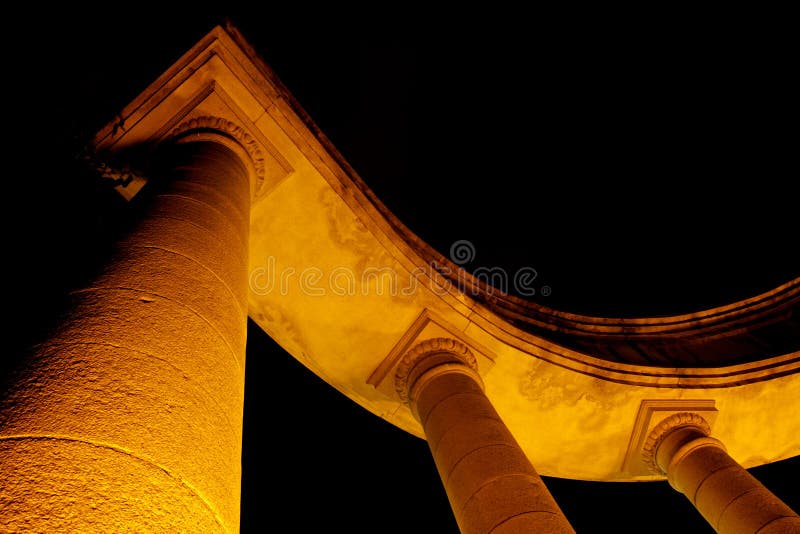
[0,140,250,532]
[1,22,797,533]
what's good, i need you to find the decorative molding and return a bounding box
[394,337,477,403]
[86,158,142,188]
[170,115,266,190]
[367,308,495,390]
[621,399,717,477]
[81,151,149,201]
[641,412,711,474]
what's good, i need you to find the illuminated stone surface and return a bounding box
[396,339,574,533]
[0,23,797,532]
[0,140,249,531]
[647,414,800,533]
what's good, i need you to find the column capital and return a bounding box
[642,412,712,474]
[394,337,480,403]
[88,25,293,202]
[642,412,799,531]
[170,116,266,186]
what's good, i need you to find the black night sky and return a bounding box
[4,10,798,533]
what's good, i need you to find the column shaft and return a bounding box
[0,141,250,533]
[412,365,574,534]
[665,437,800,534]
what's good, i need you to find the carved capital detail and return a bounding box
[171,116,266,187]
[642,412,711,474]
[87,157,145,189]
[394,337,478,403]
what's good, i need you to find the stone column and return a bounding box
[643,413,800,534]
[395,338,574,534]
[0,128,251,533]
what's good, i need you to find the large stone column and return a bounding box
[0,130,251,532]
[643,413,800,534]
[395,338,574,534]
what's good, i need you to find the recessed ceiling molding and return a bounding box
[622,399,718,478]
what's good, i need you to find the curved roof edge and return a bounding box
[223,22,800,368]
[89,23,800,480]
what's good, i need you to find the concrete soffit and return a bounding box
[90,23,799,389]
[89,24,800,481]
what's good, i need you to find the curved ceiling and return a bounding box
[233,25,798,320]
[86,24,800,483]
[22,14,796,321]
[21,15,797,324]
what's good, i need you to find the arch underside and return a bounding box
[90,24,800,482]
